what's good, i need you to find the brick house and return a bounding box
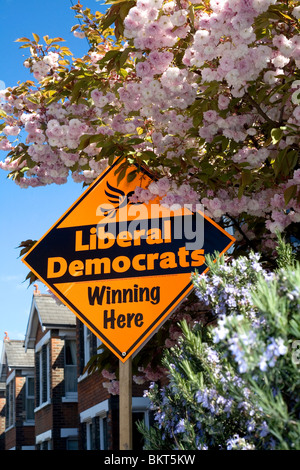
[0,379,6,449]
[76,320,152,450]
[0,290,154,450]
[0,336,35,450]
[24,292,78,450]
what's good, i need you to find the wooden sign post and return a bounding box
[119,358,133,450]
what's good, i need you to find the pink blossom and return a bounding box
[203,110,219,122]
[124,16,139,30]
[73,31,85,39]
[139,188,155,203]
[43,52,59,67]
[293,6,300,19]
[293,106,300,122]
[0,139,12,150]
[133,375,146,385]
[219,55,235,72]
[170,9,188,27]
[165,338,176,348]
[136,60,152,78]
[292,169,300,183]
[273,34,293,57]
[103,380,120,395]
[163,1,176,13]
[102,369,116,380]
[3,125,20,136]
[144,365,165,381]
[218,94,230,110]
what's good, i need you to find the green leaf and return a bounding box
[32,33,40,43]
[119,1,135,20]
[19,44,32,49]
[140,150,157,160]
[271,127,284,145]
[99,8,119,32]
[127,137,144,145]
[188,5,195,27]
[15,37,31,42]
[242,170,252,187]
[273,148,298,177]
[104,0,130,4]
[119,48,131,68]
[49,37,66,43]
[70,80,84,104]
[78,134,92,150]
[26,95,40,104]
[127,170,137,183]
[117,165,127,184]
[24,270,38,286]
[118,68,128,78]
[284,185,297,205]
[105,49,121,60]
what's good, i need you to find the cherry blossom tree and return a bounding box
[1,0,300,257]
[1,0,300,387]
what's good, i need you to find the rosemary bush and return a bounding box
[139,244,300,450]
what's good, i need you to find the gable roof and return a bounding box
[3,340,34,370]
[34,294,76,328]
[25,293,76,350]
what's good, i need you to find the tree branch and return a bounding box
[245,92,279,127]
[225,213,257,251]
[225,213,276,267]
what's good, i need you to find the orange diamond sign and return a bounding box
[22,157,235,362]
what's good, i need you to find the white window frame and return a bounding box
[80,400,109,450]
[99,416,108,450]
[36,429,52,449]
[35,334,51,410]
[25,375,35,423]
[6,377,15,430]
[85,421,92,451]
[78,327,103,382]
[38,343,50,406]
[63,339,78,400]
[84,416,107,450]
[132,397,151,449]
[83,324,92,366]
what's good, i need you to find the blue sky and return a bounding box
[0,0,107,345]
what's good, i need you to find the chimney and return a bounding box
[4,332,10,342]
[33,283,41,296]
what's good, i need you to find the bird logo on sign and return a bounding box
[97,181,139,220]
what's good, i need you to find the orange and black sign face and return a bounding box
[22,158,235,362]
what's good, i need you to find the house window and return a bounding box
[79,323,103,376]
[38,440,51,450]
[131,399,153,450]
[83,325,103,366]
[133,411,148,450]
[36,343,50,407]
[84,416,108,450]
[85,421,92,450]
[6,380,14,428]
[26,377,35,421]
[100,416,108,450]
[83,325,92,366]
[66,438,79,450]
[64,340,77,395]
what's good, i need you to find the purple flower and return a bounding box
[174,419,186,434]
